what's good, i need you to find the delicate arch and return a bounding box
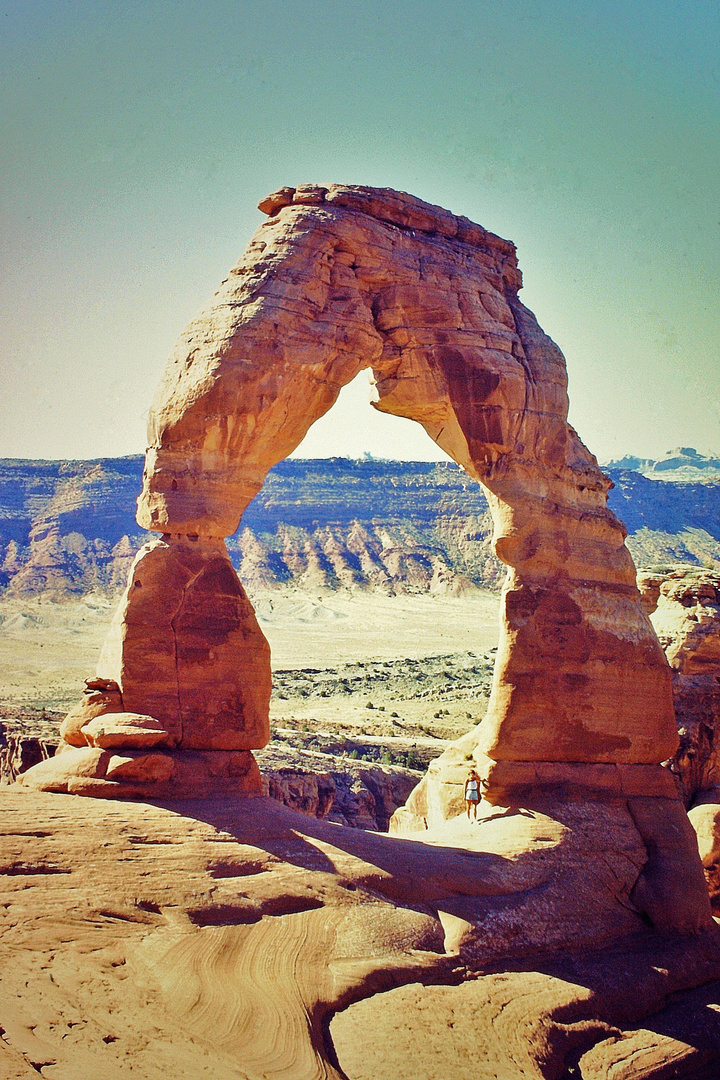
[123,183,675,780]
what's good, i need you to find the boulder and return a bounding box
[80,713,172,750]
[59,678,124,746]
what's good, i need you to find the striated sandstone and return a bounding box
[639,566,720,804]
[2,790,720,1078]
[19,185,707,935]
[59,678,124,746]
[96,537,271,751]
[79,712,171,750]
[100,184,674,795]
[134,183,675,777]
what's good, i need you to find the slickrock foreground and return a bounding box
[10,186,720,1075]
[2,790,720,1079]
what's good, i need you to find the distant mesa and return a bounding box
[604,446,720,480]
[2,452,719,602]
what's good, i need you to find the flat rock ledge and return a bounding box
[2,789,720,1080]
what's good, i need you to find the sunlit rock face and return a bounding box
[22,184,676,807]
[10,189,720,1069]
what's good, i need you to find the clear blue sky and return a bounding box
[2,0,719,462]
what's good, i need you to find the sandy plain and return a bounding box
[0,589,501,745]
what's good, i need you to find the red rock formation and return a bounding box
[20,186,683,857]
[639,566,720,804]
[137,184,675,783]
[638,566,720,909]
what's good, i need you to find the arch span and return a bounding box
[28,185,678,801]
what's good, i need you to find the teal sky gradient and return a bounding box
[1,0,719,462]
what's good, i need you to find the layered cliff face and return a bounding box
[0,457,502,597]
[2,455,718,599]
[0,457,147,596]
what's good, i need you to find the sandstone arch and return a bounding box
[132,183,677,784]
[17,183,714,959]
[23,183,681,804]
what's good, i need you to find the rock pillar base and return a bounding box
[17,745,263,800]
[479,757,681,805]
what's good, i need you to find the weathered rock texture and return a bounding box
[639,566,720,805]
[138,185,676,777]
[25,184,676,794]
[2,790,720,1079]
[20,183,708,938]
[0,721,56,786]
[637,566,720,909]
[258,752,420,831]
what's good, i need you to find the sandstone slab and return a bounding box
[2,790,719,1079]
[80,712,171,749]
[17,746,263,799]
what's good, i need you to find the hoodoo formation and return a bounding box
[19,184,711,932]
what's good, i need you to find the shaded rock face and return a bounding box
[638,567,720,806]
[636,566,720,910]
[0,722,57,785]
[259,759,418,830]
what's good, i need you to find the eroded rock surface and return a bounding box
[637,566,720,910]
[18,185,709,940]
[131,183,675,792]
[639,566,720,805]
[2,790,720,1079]
[258,751,420,831]
[24,184,678,802]
[0,721,56,785]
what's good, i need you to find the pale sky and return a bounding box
[1,0,719,463]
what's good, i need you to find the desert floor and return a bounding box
[0,589,501,747]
